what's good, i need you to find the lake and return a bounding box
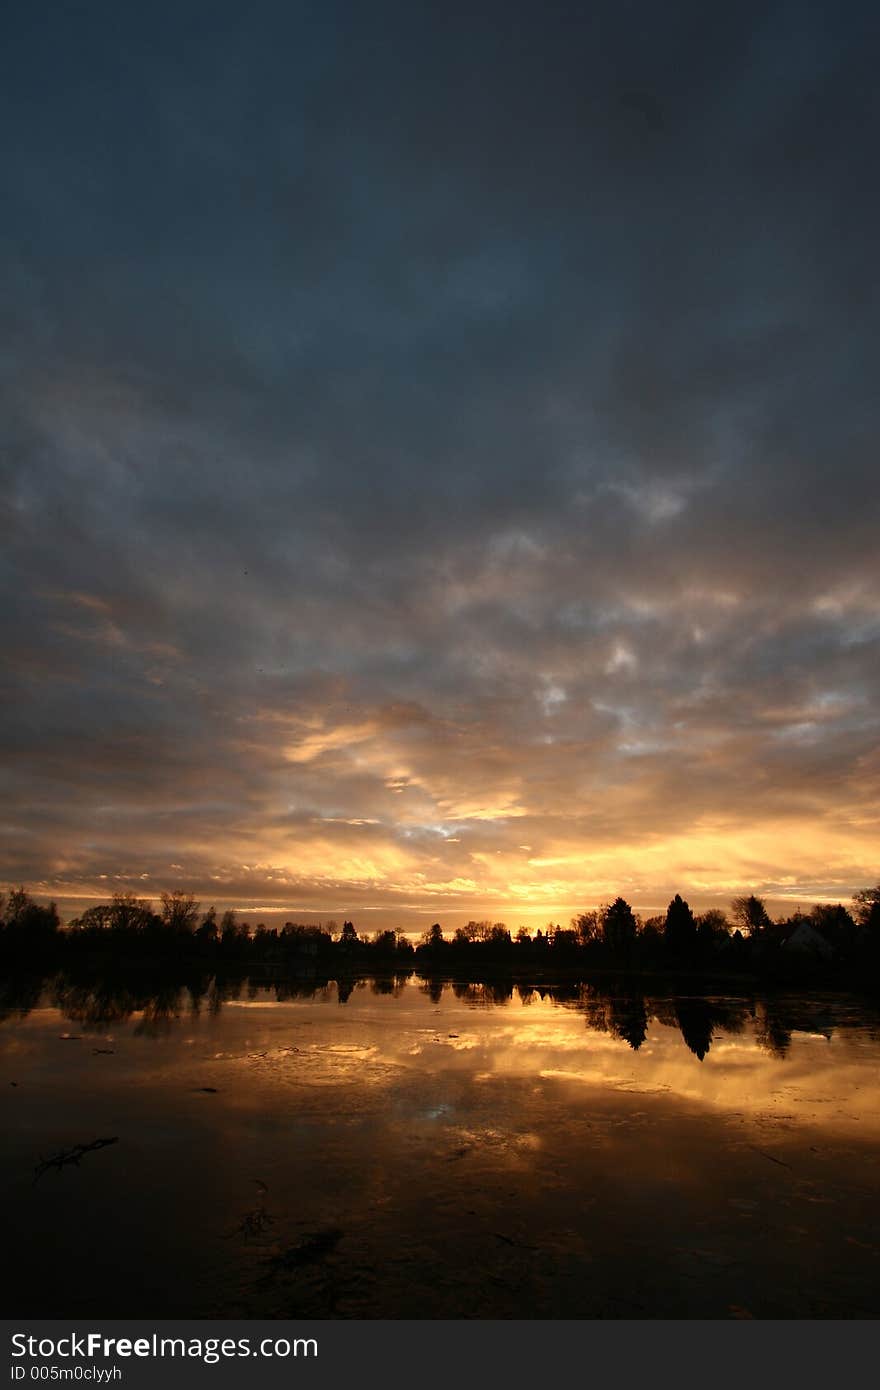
[3,974,880,1318]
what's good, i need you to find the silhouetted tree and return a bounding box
[696,908,728,957]
[601,897,637,954]
[69,904,114,932]
[107,892,154,933]
[2,887,32,925]
[639,916,664,965]
[196,905,218,943]
[219,908,239,943]
[810,903,856,954]
[0,887,60,949]
[551,927,578,956]
[664,894,697,956]
[853,885,880,935]
[730,894,770,936]
[572,910,600,945]
[460,920,493,942]
[697,908,728,936]
[479,924,511,958]
[160,891,200,932]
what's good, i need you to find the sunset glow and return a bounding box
[3,2,877,931]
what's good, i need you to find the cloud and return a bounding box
[2,1,878,925]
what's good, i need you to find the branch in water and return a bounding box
[33,1137,119,1183]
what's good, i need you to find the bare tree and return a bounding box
[730,895,770,935]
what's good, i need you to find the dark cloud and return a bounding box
[2,1,878,924]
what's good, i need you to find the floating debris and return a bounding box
[750,1146,793,1169]
[34,1137,119,1183]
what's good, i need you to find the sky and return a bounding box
[2,1,878,932]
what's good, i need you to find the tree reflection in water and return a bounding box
[0,967,877,1058]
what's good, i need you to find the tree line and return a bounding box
[416,888,880,974]
[1,882,879,979]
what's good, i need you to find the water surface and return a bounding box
[3,976,880,1318]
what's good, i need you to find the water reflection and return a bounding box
[1,969,878,1063]
[3,969,880,1318]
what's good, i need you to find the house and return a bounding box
[781,920,833,959]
